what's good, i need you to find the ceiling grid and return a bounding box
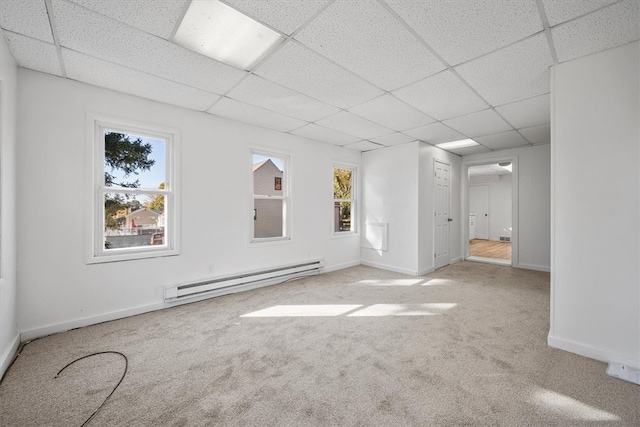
[1,0,637,154]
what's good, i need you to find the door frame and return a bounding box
[461,155,519,267]
[433,158,451,269]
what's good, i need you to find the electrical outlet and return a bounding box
[208,264,214,273]
[606,363,640,385]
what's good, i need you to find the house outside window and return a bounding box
[334,166,356,234]
[252,151,289,241]
[88,115,179,263]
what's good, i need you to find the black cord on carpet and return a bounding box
[55,351,128,427]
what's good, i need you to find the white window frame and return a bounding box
[332,163,357,235]
[250,148,291,244]
[86,114,180,264]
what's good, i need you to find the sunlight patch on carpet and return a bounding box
[531,389,620,421]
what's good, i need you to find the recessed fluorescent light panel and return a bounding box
[174,0,284,70]
[435,139,479,149]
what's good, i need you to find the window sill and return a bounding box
[250,236,292,246]
[332,231,358,239]
[86,247,180,264]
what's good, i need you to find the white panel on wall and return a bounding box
[361,222,388,251]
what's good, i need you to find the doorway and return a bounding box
[463,158,518,267]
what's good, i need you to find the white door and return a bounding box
[469,185,489,239]
[434,160,451,269]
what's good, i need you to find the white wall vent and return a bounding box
[499,236,511,242]
[164,260,323,302]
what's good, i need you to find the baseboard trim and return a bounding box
[514,263,550,272]
[360,260,418,276]
[323,260,361,273]
[450,257,462,264]
[548,335,640,368]
[1,333,21,379]
[418,267,435,276]
[20,263,357,341]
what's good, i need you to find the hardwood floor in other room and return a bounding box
[470,239,511,260]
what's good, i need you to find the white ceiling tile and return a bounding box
[207,97,306,133]
[348,94,435,131]
[542,0,617,27]
[393,70,488,121]
[289,123,361,146]
[52,0,246,94]
[342,140,385,152]
[224,0,330,35]
[227,75,340,122]
[370,132,415,147]
[0,0,53,43]
[4,31,62,76]
[552,0,640,63]
[66,0,187,38]
[295,0,444,90]
[443,109,512,138]
[385,0,542,66]
[62,49,220,111]
[254,41,383,109]
[519,123,551,144]
[455,33,553,106]
[315,111,393,140]
[448,145,492,156]
[495,94,550,129]
[475,130,529,150]
[403,122,465,145]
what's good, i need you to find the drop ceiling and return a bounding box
[1,0,638,155]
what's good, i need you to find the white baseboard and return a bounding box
[1,333,21,378]
[360,260,418,276]
[418,267,435,276]
[21,301,169,341]
[515,263,550,272]
[450,257,462,264]
[20,264,347,341]
[548,334,640,369]
[323,260,361,273]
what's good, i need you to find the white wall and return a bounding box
[361,141,461,275]
[462,145,550,271]
[17,70,362,339]
[470,174,512,241]
[361,142,419,275]
[550,41,640,368]
[0,35,19,376]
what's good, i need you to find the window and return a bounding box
[88,116,179,263]
[333,166,355,234]
[252,150,289,241]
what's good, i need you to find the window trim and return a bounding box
[86,114,180,264]
[332,163,357,236]
[250,147,291,244]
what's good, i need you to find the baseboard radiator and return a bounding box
[163,260,324,302]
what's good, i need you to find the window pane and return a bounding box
[334,201,352,232]
[333,168,352,199]
[253,154,284,196]
[254,199,283,238]
[104,193,166,250]
[104,131,165,190]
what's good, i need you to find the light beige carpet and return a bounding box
[1,262,638,426]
